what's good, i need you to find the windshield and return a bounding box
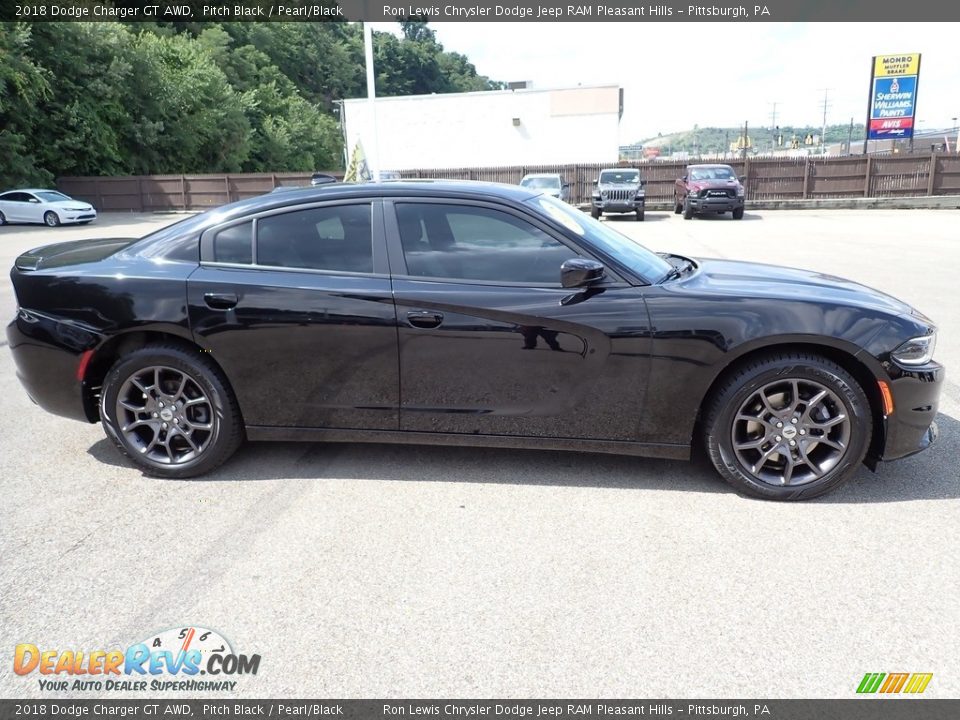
[689,166,736,181]
[521,176,562,190]
[599,170,640,184]
[35,191,71,203]
[531,195,672,283]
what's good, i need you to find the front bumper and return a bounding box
[62,210,97,224]
[592,197,644,213]
[688,195,744,213]
[880,360,944,461]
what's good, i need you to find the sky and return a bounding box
[374,22,960,143]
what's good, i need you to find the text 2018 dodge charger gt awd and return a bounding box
[7,182,943,500]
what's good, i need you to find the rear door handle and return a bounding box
[406,310,444,329]
[204,292,238,310]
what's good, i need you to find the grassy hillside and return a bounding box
[636,123,867,154]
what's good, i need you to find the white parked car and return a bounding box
[0,189,97,227]
[519,173,570,202]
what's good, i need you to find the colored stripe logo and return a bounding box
[857,672,933,694]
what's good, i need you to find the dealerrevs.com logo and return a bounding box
[14,626,260,692]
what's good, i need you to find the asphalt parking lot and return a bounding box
[1,208,958,699]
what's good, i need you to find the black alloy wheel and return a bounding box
[100,345,243,478]
[704,352,871,500]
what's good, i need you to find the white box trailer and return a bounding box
[342,84,622,171]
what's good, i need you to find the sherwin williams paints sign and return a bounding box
[867,53,921,139]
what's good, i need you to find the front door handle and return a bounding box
[204,292,238,310]
[406,310,444,329]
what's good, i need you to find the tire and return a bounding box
[703,351,872,500]
[636,209,645,221]
[674,196,683,214]
[44,211,61,227]
[732,207,745,220]
[591,206,601,220]
[682,199,694,219]
[100,344,244,478]
[0,211,6,226]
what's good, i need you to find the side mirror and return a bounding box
[592,178,599,184]
[561,258,605,288]
[640,179,647,187]
[680,175,687,182]
[738,175,747,183]
[562,182,571,188]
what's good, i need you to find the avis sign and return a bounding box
[867,53,921,139]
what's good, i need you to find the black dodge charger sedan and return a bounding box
[7,182,943,500]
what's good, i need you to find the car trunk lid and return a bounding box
[15,237,139,271]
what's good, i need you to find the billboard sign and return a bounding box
[867,53,921,139]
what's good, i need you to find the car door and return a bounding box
[187,199,400,430]
[22,192,46,223]
[0,192,29,222]
[385,198,653,441]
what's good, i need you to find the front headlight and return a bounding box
[891,333,937,366]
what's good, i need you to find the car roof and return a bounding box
[2,188,60,194]
[250,180,538,207]
[687,164,734,169]
[521,173,561,178]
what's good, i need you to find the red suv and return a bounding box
[674,164,746,220]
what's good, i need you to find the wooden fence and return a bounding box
[57,154,960,212]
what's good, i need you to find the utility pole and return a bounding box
[819,88,831,154]
[770,101,779,153]
[742,120,748,161]
[846,117,854,155]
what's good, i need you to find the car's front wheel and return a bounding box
[732,207,745,220]
[591,206,601,219]
[703,352,872,500]
[100,345,244,478]
[44,211,60,227]
[0,211,6,226]
[636,209,644,221]
[682,199,694,219]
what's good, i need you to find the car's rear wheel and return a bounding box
[703,352,872,500]
[44,211,61,227]
[732,207,745,220]
[674,196,683,214]
[100,345,244,478]
[682,199,694,219]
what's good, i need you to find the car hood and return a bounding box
[598,182,640,190]
[50,199,95,210]
[681,257,915,317]
[689,179,741,189]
